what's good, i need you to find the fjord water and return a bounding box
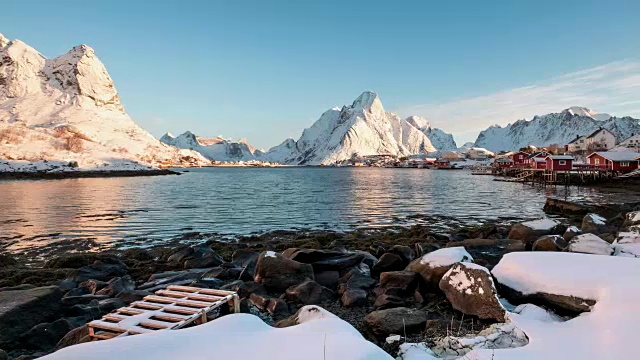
[0,167,633,253]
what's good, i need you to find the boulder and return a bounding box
[336,268,376,295]
[285,280,335,305]
[121,248,154,261]
[373,294,405,310]
[439,263,505,322]
[61,294,109,306]
[390,245,415,263]
[253,251,314,292]
[78,279,107,294]
[371,253,406,275]
[139,269,209,292]
[341,289,368,307]
[56,325,91,349]
[364,307,429,338]
[231,249,260,279]
[496,283,595,314]
[375,271,419,297]
[98,298,126,314]
[0,286,63,346]
[95,275,135,297]
[508,219,564,248]
[115,290,152,304]
[68,260,128,282]
[581,213,610,234]
[532,235,568,251]
[166,246,194,263]
[405,247,473,288]
[566,234,614,255]
[563,226,581,242]
[0,349,6,360]
[21,318,72,350]
[248,294,289,318]
[314,271,340,289]
[183,256,224,269]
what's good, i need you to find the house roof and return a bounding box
[588,152,640,161]
[496,158,514,163]
[533,158,546,163]
[586,128,613,139]
[547,155,574,160]
[526,151,548,159]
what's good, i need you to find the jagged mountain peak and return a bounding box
[405,115,431,129]
[0,33,10,48]
[351,91,383,113]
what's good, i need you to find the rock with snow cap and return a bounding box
[566,233,614,255]
[532,235,568,251]
[439,262,505,322]
[508,219,565,248]
[563,225,582,242]
[581,213,611,235]
[404,247,474,288]
[623,211,640,229]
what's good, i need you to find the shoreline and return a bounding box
[0,169,180,180]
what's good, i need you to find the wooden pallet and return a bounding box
[88,285,240,340]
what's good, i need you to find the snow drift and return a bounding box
[41,305,391,360]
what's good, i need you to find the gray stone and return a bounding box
[254,251,314,292]
[285,280,335,305]
[364,307,429,338]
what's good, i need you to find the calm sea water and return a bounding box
[0,167,636,253]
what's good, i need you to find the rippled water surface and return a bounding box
[1,167,637,253]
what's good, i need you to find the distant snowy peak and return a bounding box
[474,107,640,152]
[404,116,457,152]
[563,106,611,121]
[0,33,9,48]
[263,91,453,165]
[160,131,261,161]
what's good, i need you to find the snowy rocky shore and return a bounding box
[1,201,640,360]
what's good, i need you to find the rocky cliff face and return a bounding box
[160,132,263,162]
[0,33,208,172]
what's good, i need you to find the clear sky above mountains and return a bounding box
[4,0,640,148]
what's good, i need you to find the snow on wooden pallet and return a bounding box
[88,285,240,340]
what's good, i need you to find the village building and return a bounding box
[511,151,530,166]
[441,151,465,160]
[545,155,574,171]
[586,152,640,171]
[619,134,640,149]
[494,158,514,168]
[530,157,547,169]
[566,135,588,152]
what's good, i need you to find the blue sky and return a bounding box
[4,0,640,148]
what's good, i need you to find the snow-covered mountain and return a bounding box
[404,116,457,152]
[0,33,210,172]
[160,131,263,162]
[263,92,452,165]
[474,107,640,152]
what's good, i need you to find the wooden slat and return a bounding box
[130,301,163,310]
[103,314,127,322]
[156,289,224,302]
[138,320,173,330]
[143,295,213,308]
[88,320,127,333]
[167,285,236,296]
[116,307,147,315]
[152,313,190,322]
[160,305,201,315]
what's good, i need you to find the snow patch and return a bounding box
[418,247,474,267]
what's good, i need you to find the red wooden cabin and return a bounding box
[511,151,529,166]
[545,155,573,171]
[587,152,640,171]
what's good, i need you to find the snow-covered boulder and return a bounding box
[401,252,640,359]
[404,247,473,288]
[581,213,610,234]
[508,219,564,248]
[439,263,505,322]
[563,225,581,242]
[254,251,314,292]
[43,306,392,360]
[566,233,614,255]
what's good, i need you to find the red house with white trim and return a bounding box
[545,155,574,171]
[587,152,640,171]
[511,151,529,166]
[495,158,514,168]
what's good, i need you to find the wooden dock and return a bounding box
[491,167,620,186]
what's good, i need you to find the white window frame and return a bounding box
[559,160,566,165]
[594,158,600,165]
[621,162,630,167]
